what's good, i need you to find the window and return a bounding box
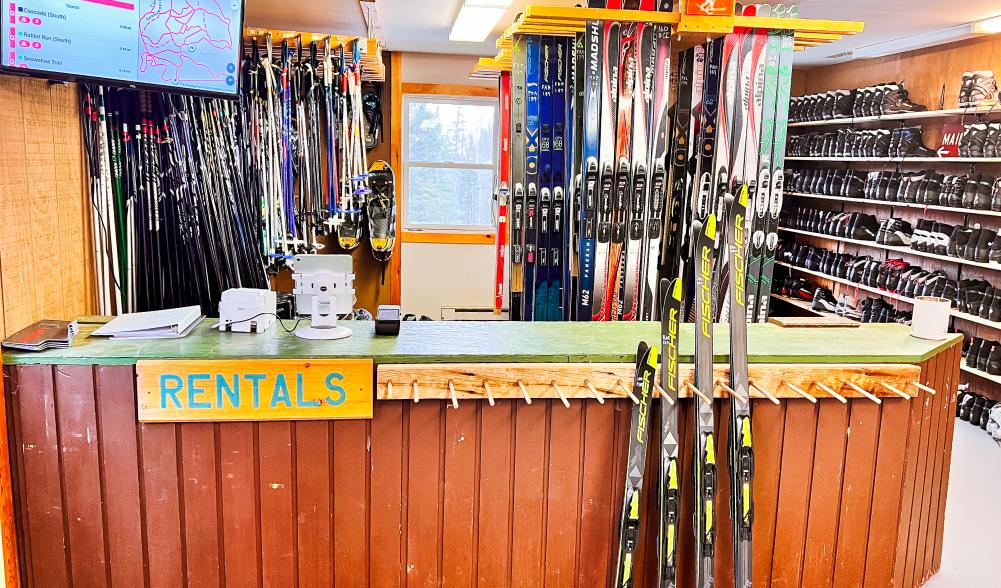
[403,95,498,231]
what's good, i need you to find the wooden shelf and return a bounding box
[475,6,863,76]
[243,28,385,81]
[788,105,1001,128]
[779,226,1001,272]
[962,362,1001,385]
[787,156,1001,163]
[775,261,1001,330]
[786,192,1001,218]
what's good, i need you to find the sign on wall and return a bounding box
[136,359,373,422]
[685,0,736,17]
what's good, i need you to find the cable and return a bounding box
[214,312,304,333]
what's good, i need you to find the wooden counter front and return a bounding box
[1,322,961,587]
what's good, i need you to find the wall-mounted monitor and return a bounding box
[2,0,246,97]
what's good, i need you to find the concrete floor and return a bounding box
[923,421,1001,587]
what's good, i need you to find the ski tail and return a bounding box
[614,340,658,588]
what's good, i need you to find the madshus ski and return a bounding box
[577,19,602,321]
[608,22,635,321]
[565,32,584,321]
[755,5,798,322]
[495,71,511,316]
[614,340,658,588]
[592,18,621,321]
[658,276,683,588]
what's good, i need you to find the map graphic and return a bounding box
[138,0,237,89]
[3,0,242,95]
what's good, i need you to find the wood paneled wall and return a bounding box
[0,76,95,338]
[5,346,958,587]
[790,38,1001,401]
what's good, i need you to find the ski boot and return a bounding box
[965,71,999,107]
[881,83,928,114]
[896,126,937,158]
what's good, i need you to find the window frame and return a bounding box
[401,93,499,233]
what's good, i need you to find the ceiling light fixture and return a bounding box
[852,14,1001,60]
[449,0,513,43]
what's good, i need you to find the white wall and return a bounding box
[401,242,499,318]
[401,52,495,87]
[399,52,502,318]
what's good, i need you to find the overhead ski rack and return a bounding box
[243,28,386,81]
[471,5,864,77]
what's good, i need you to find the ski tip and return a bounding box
[738,183,750,208]
[704,214,717,240]
[671,277,683,301]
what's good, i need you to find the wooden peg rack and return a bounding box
[376,362,923,402]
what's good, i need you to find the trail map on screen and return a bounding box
[3,0,243,94]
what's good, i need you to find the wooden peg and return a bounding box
[517,379,532,404]
[386,381,393,400]
[844,380,882,404]
[716,379,748,403]
[879,381,910,399]
[617,379,639,404]
[411,380,420,403]
[685,381,713,404]
[912,381,936,395]
[447,380,459,409]
[584,380,605,404]
[654,383,675,406]
[781,380,817,403]
[814,381,847,404]
[483,381,496,407]
[551,381,570,408]
[749,380,780,405]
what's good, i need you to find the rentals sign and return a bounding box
[136,359,373,422]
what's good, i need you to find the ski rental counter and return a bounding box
[2,320,959,587]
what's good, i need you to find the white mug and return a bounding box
[911,296,951,340]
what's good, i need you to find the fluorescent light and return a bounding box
[853,14,1001,60]
[449,0,512,43]
[972,15,1001,34]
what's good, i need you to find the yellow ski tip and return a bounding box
[704,213,717,239]
[738,183,749,208]
[671,278,683,301]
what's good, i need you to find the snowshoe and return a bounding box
[366,160,397,261]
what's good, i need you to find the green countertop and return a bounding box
[1,320,961,366]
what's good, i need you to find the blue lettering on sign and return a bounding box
[217,374,240,408]
[270,374,293,408]
[325,372,346,406]
[188,374,211,409]
[160,374,184,408]
[245,374,267,408]
[296,372,321,407]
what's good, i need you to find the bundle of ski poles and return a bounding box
[575,3,799,587]
[503,1,795,326]
[80,34,395,316]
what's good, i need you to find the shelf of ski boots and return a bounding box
[789,72,1001,127]
[778,225,1001,271]
[787,192,1001,218]
[775,254,1001,331]
[964,335,1001,380]
[243,28,385,81]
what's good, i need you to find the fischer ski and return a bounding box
[614,340,658,588]
[524,35,541,321]
[536,37,554,321]
[658,276,683,587]
[550,37,569,320]
[725,187,754,588]
[693,214,718,588]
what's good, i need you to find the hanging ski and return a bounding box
[523,35,542,321]
[577,19,603,321]
[657,276,682,588]
[510,35,527,321]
